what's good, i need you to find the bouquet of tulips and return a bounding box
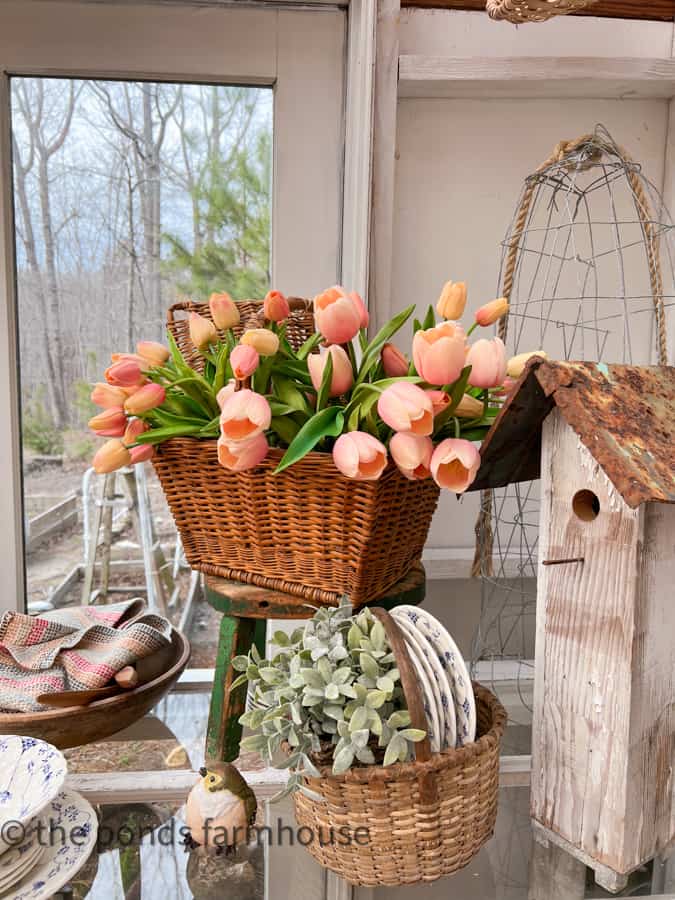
[88,282,540,492]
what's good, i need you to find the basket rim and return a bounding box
[304,682,506,786]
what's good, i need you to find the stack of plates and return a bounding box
[0,736,97,899]
[391,606,476,752]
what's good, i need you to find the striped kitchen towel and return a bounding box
[0,599,172,712]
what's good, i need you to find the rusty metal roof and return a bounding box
[470,359,675,508]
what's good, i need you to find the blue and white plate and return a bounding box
[392,609,457,750]
[0,827,44,893]
[390,613,442,753]
[6,788,98,900]
[395,606,476,745]
[0,737,67,855]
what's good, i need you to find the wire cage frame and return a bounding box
[470,126,674,724]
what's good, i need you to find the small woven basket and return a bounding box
[293,608,506,885]
[167,298,315,372]
[152,442,440,607]
[486,0,597,23]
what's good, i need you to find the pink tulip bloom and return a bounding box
[189,312,218,350]
[124,383,166,415]
[412,322,467,386]
[381,343,409,378]
[123,417,149,444]
[314,286,362,345]
[88,406,127,438]
[466,337,507,389]
[216,381,237,410]
[264,290,290,323]
[104,358,146,388]
[332,432,388,481]
[220,389,271,442]
[307,346,354,398]
[93,439,132,475]
[430,438,480,493]
[217,433,269,472]
[209,292,240,331]
[91,383,128,409]
[136,341,169,368]
[390,433,433,481]
[130,444,155,464]
[425,389,450,418]
[475,297,509,327]
[348,291,369,329]
[377,382,434,436]
[231,344,260,380]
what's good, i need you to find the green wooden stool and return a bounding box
[204,564,427,763]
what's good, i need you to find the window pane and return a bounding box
[11,77,273,612]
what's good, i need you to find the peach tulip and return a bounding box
[216,381,237,410]
[430,438,480,493]
[426,389,450,418]
[390,433,433,481]
[314,286,362,345]
[377,382,434,436]
[129,444,154,464]
[307,346,353,397]
[466,337,507,389]
[332,432,387,481]
[219,389,271,442]
[475,297,509,327]
[240,328,279,357]
[507,350,547,378]
[348,291,369,329]
[264,290,290,323]
[189,312,217,350]
[88,407,127,438]
[123,417,149,444]
[217,433,269,472]
[104,358,146,388]
[436,280,467,321]
[124,383,166,415]
[209,292,240,330]
[91,383,128,409]
[231,344,260,380]
[381,343,409,378]
[455,394,484,418]
[136,341,169,368]
[412,322,466,386]
[93,439,132,475]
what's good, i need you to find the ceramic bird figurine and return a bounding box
[184,763,257,855]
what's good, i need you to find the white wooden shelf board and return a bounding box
[398,56,675,100]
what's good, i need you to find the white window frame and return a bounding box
[0,0,377,614]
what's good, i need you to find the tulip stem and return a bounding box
[466,322,479,338]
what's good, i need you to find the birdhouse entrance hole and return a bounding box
[573,490,601,522]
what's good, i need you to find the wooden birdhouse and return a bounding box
[472,358,675,891]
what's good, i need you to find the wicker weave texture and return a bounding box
[486,0,597,22]
[152,440,441,607]
[167,298,315,372]
[293,684,506,885]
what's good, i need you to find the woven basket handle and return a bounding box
[371,608,432,759]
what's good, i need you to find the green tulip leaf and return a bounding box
[315,351,333,412]
[296,332,323,360]
[274,406,344,473]
[355,304,415,387]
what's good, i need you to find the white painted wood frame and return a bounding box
[0,0,352,614]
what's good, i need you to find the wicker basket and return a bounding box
[292,608,506,885]
[486,0,597,23]
[152,441,440,607]
[167,298,315,372]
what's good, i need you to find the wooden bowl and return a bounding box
[0,629,191,749]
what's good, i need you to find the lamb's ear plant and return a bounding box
[231,598,426,800]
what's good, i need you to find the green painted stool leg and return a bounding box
[206,613,266,763]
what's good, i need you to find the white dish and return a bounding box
[395,606,476,745]
[392,609,457,750]
[390,613,442,752]
[0,837,44,893]
[4,789,98,900]
[0,737,67,856]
